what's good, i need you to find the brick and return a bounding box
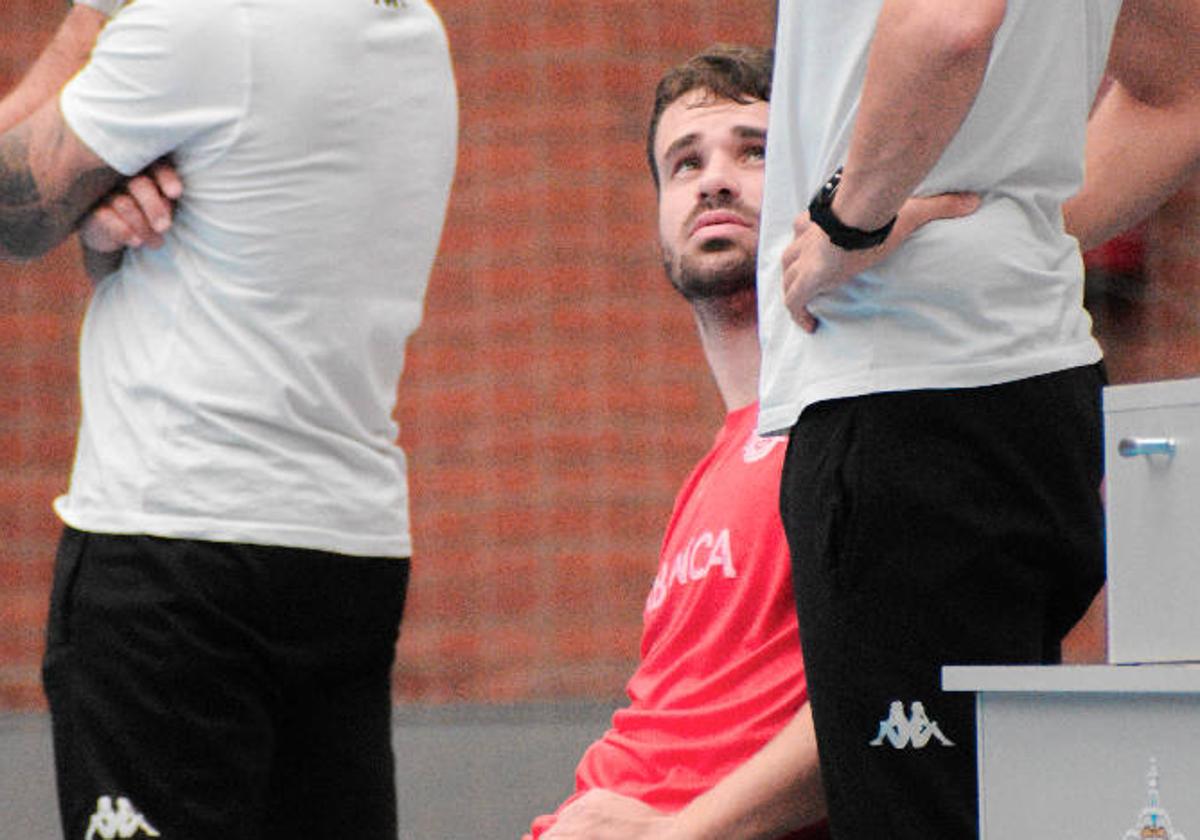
[0,588,49,635]
[12,0,1194,715]
[0,666,48,711]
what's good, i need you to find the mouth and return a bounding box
[690,210,752,238]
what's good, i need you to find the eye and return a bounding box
[743,143,766,162]
[671,153,702,177]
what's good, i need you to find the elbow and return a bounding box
[908,0,1006,64]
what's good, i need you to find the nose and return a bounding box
[697,153,740,203]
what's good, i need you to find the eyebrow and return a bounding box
[660,126,768,167]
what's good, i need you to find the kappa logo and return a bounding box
[84,796,160,840]
[742,432,786,464]
[869,700,955,749]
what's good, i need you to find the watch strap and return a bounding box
[808,166,897,251]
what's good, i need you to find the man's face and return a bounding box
[654,89,768,302]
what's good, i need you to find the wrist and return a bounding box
[808,167,897,250]
[659,820,699,840]
[664,803,733,840]
[830,186,897,233]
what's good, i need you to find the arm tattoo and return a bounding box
[0,120,117,260]
[0,130,54,258]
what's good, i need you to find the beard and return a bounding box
[663,238,757,303]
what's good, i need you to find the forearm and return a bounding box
[0,6,108,133]
[0,100,119,262]
[667,705,825,840]
[1065,0,1200,251]
[82,241,123,280]
[1064,83,1200,251]
[833,0,1006,230]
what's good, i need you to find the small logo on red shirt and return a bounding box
[743,433,785,464]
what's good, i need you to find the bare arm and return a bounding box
[0,5,108,133]
[1063,0,1200,251]
[0,3,128,263]
[666,703,825,840]
[0,1,179,276]
[0,98,120,262]
[780,0,1005,331]
[542,705,825,840]
[832,0,1006,230]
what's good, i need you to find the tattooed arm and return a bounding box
[0,3,122,263]
[0,97,120,262]
[0,3,169,273]
[0,5,108,134]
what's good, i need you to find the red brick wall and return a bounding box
[392,1,786,701]
[1,1,1198,710]
[0,0,776,709]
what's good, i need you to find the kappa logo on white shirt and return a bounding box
[743,432,786,464]
[869,700,955,749]
[84,796,160,840]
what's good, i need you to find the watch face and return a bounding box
[821,167,844,205]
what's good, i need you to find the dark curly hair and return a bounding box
[646,44,774,188]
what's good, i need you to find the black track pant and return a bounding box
[43,528,410,840]
[780,365,1105,839]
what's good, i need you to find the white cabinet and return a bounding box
[1104,377,1200,664]
[944,665,1200,839]
[945,378,1200,840]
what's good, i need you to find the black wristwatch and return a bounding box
[808,166,897,250]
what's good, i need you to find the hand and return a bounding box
[80,159,182,253]
[542,789,675,840]
[782,191,980,333]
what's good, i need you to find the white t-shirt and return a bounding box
[756,0,1122,435]
[55,0,458,557]
[72,0,125,17]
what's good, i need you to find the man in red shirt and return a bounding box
[524,45,975,840]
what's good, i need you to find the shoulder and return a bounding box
[61,0,253,174]
[1107,0,1200,102]
[88,0,252,97]
[101,0,249,54]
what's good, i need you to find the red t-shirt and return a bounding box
[527,404,826,839]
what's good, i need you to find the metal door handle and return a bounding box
[1118,437,1177,458]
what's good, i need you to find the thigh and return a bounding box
[779,370,1104,839]
[265,669,399,840]
[782,400,980,838]
[263,552,410,840]
[42,529,276,840]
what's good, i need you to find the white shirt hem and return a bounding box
[53,498,412,559]
[757,341,1103,437]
